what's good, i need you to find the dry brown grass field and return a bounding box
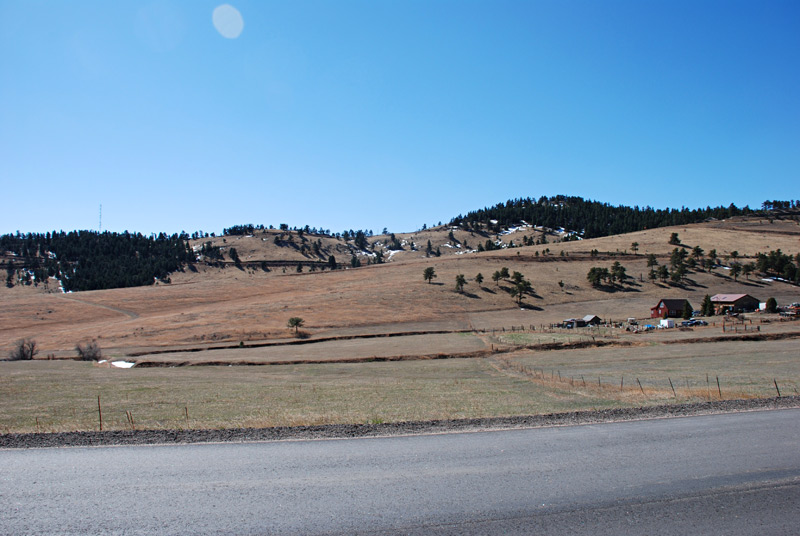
[1,217,799,433]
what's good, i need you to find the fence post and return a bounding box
[97,395,103,431]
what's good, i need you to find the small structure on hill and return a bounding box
[582,315,602,326]
[650,299,692,319]
[711,294,760,314]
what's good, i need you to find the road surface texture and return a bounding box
[2,409,799,535]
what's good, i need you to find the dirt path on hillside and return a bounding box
[59,295,140,319]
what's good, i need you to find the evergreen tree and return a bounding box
[610,261,627,284]
[475,273,484,285]
[287,317,304,335]
[509,274,533,305]
[423,267,436,284]
[701,294,714,316]
[682,301,693,320]
[765,297,778,313]
[730,262,742,281]
[455,274,467,293]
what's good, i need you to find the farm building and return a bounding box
[711,294,760,314]
[650,299,692,319]
[582,315,602,325]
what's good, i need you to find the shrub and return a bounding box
[75,340,102,361]
[8,339,37,361]
[765,297,778,314]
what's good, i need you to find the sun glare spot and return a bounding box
[213,4,244,39]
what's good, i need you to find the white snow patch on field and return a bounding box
[111,361,135,369]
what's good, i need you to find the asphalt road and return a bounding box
[2,409,799,535]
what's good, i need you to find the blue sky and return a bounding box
[1,0,798,235]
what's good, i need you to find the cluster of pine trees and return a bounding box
[0,231,193,291]
[755,250,800,282]
[450,195,755,238]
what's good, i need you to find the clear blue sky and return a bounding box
[2,0,798,235]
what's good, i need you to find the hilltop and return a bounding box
[4,195,795,293]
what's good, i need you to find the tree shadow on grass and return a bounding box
[738,280,767,287]
[593,284,641,293]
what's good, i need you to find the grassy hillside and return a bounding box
[2,216,798,356]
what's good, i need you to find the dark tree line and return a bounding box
[449,195,758,238]
[755,250,800,283]
[0,231,194,291]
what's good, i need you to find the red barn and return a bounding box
[650,299,692,319]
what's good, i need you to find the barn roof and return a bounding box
[652,299,689,310]
[711,294,756,303]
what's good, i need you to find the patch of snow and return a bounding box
[98,360,107,364]
[245,235,253,238]
[761,278,773,282]
[489,219,498,224]
[192,245,201,251]
[722,266,730,270]
[111,361,135,369]
[499,224,531,236]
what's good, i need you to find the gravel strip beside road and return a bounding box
[2,396,798,449]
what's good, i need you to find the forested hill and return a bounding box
[449,196,755,238]
[1,231,193,292]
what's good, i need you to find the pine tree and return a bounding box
[701,294,714,316]
[682,301,693,320]
[455,274,467,293]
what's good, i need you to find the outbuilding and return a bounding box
[582,315,602,326]
[711,294,760,314]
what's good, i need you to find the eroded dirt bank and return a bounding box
[2,396,798,449]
